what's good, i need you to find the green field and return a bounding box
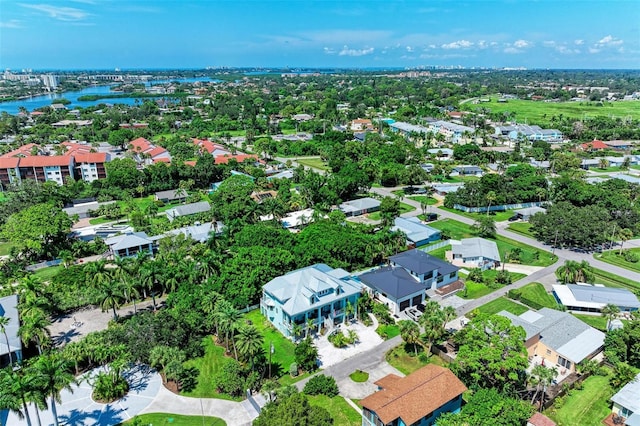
[408,196,438,205]
[429,219,556,267]
[182,337,241,400]
[546,371,614,426]
[573,314,608,331]
[385,344,446,375]
[308,395,361,426]
[422,244,450,260]
[349,370,369,383]
[376,324,400,340]
[122,413,226,426]
[477,297,529,315]
[32,265,63,282]
[506,222,535,238]
[296,157,329,171]
[595,249,640,273]
[0,241,14,256]
[592,268,640,293]
[513,282,559,310]
[464,97,640,126]
[439,206,515,223]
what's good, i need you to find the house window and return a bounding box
[437,275,444,283]
[558,356,571,370]
[546,349,551,355]
[620,407,633,418]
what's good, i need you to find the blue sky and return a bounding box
[1,1,638,70]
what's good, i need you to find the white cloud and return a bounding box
[19,3,89,21]
[323,47,336,55]
[0,20,22,28]
[513,39,531,48]
[406,46,414,52]
[574,39,584,45]
[338,45,374,57]
[596,35,623,47]
[441,39,473,49]
[589,47,601,54]
[503,47,522,54]
[543,41,556,47]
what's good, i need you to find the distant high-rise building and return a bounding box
[41,74,59,90]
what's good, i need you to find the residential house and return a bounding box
[360,364,467,426]
[392,217,441,247]
[552,284,640,314]
[129,137,171,164]
[498,308,605,377]
[427,148,453,160]
[388,121,430,137]
[580,140,609,152]
[339,197,381,217]
[165,201,211,222]
[610,373,640,425]
[495,124,562,142]
[358,266,429,315]
[527,412,557,426]
[603,140,635,151]
[389,249,460,291]
[155,189,188,204]
[0,157,21,187]
[429,121,474,144]
[63,200,115,220]
[260,264,361,340]
[512,206,546,221]
[449,237,501,270]
[611,174,640,184]
[251,190,278,203]
[451,165,483,177]
[104,231,155,258]
[350,119,374,132]
[0,295,22,367]
[431,183,464,196]
[74,153,108,182]
[267,169,295,180]
[191,138,230,157]
[18,155,74,185]
[292,113,313,122]
[580,158,600,170]
[214,153,259,165]
[606,156,639,167]
[161,221,224,243]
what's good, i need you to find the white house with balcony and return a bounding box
[260,264,361,340]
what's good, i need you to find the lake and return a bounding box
[0,77,215,115]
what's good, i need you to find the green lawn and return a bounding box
[592,268,640,293]
[367,202,416,220]
[461,270,525,299]
[513,282,559,309]
[296,157,329,171]
[477,297,529,315]
[376,324,400,340]
[422,244,450,260]
[0,241,14,256]
[546,372,614,426]
[463,97,640,126]
[121,413,226,426]
[349,370,369,383]
[182,337,241,400]
[32,265,63,282]
[244,309,298,381]
[432,217,555,266]
[439,206,515,222]
[308,395,361,426]
[595,249,640,274]
[573,314,608,331]
[408,195,438,205]
[385,344,447,375]
[506,222,535,238]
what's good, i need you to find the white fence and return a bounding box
[453,201,545,213]
[420,240,450,253]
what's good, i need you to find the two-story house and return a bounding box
[261,264,361,340]
[361,364,467,426]
[389,249,460,291]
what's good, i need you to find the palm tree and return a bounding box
[529,364,558,409]
[0,367,33,426]
[398,320,420,355]
[19,309,51,355]
[305,317,316,338]
[235,325,264,367]
[485,191,497,216]
[344,301,355,324]
[215,301,241,359]
[33,354,77,426]
[598,158,609,170]
[555,260,595,284]
[617,228,633,255]
[99,282,123,321]
[87,260,111,289]
[292,323,303,341]
[601,304,620,330]
[120,277,140,314]
[0,316,14,366]
[441,306,457,329]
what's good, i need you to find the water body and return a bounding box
[0,77,215,115]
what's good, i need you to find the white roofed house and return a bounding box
[552,284,640,315]
[165,201,211,222]
[260,264,362,340]
[449,237,501,270]
[392,217,441,247]
[339,197,381,217]
[104,231,156,259]
[610,373,640,426]
[0,295,22,367]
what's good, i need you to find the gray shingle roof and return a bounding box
[451,238,501,262]
[390,249,459,276]
[165,201,211,219]
[392,217,440,244]
[567,284,640,308]
[358,266,428,300]
[339,197,381,214]
[105,232,153,250]
[155,189,187,201]
[611,373,640,414]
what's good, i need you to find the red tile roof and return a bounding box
[74,153,107,164]
[148,146,168,158]
[183,160,197,167]
[19,156,71,167]
[580,140,608,150]
[360,365,467,426]
[528,412,556,426]
[214,154,258,164]
[1,143,39,158]
[0,157,20,168]
[153,157,171,164]
[129,137,153,152]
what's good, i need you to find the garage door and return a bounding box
[412,295,422,306]
[399,300,410,312]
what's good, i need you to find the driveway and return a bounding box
[3,365,162,426]
[315,321,383,369]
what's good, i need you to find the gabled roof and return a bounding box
[74,153,107,164]
[391,217,440,244]
[389,249,459,276]
[358,266,427,300]
[0,157,20,168]
[155,189,187,201]
[263,264,361,316]
[214,154,259,164]
[148,146,169,158]
[360,365,467,426]
[339,197,381,213]
[105,232,153,250]
[129,137,153,152]
[165,201,211,218]
[611,372,640,413]
[0,295,21,357]
[19,155,71,167]
[580,140,608,150]
[451,237,501,262]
